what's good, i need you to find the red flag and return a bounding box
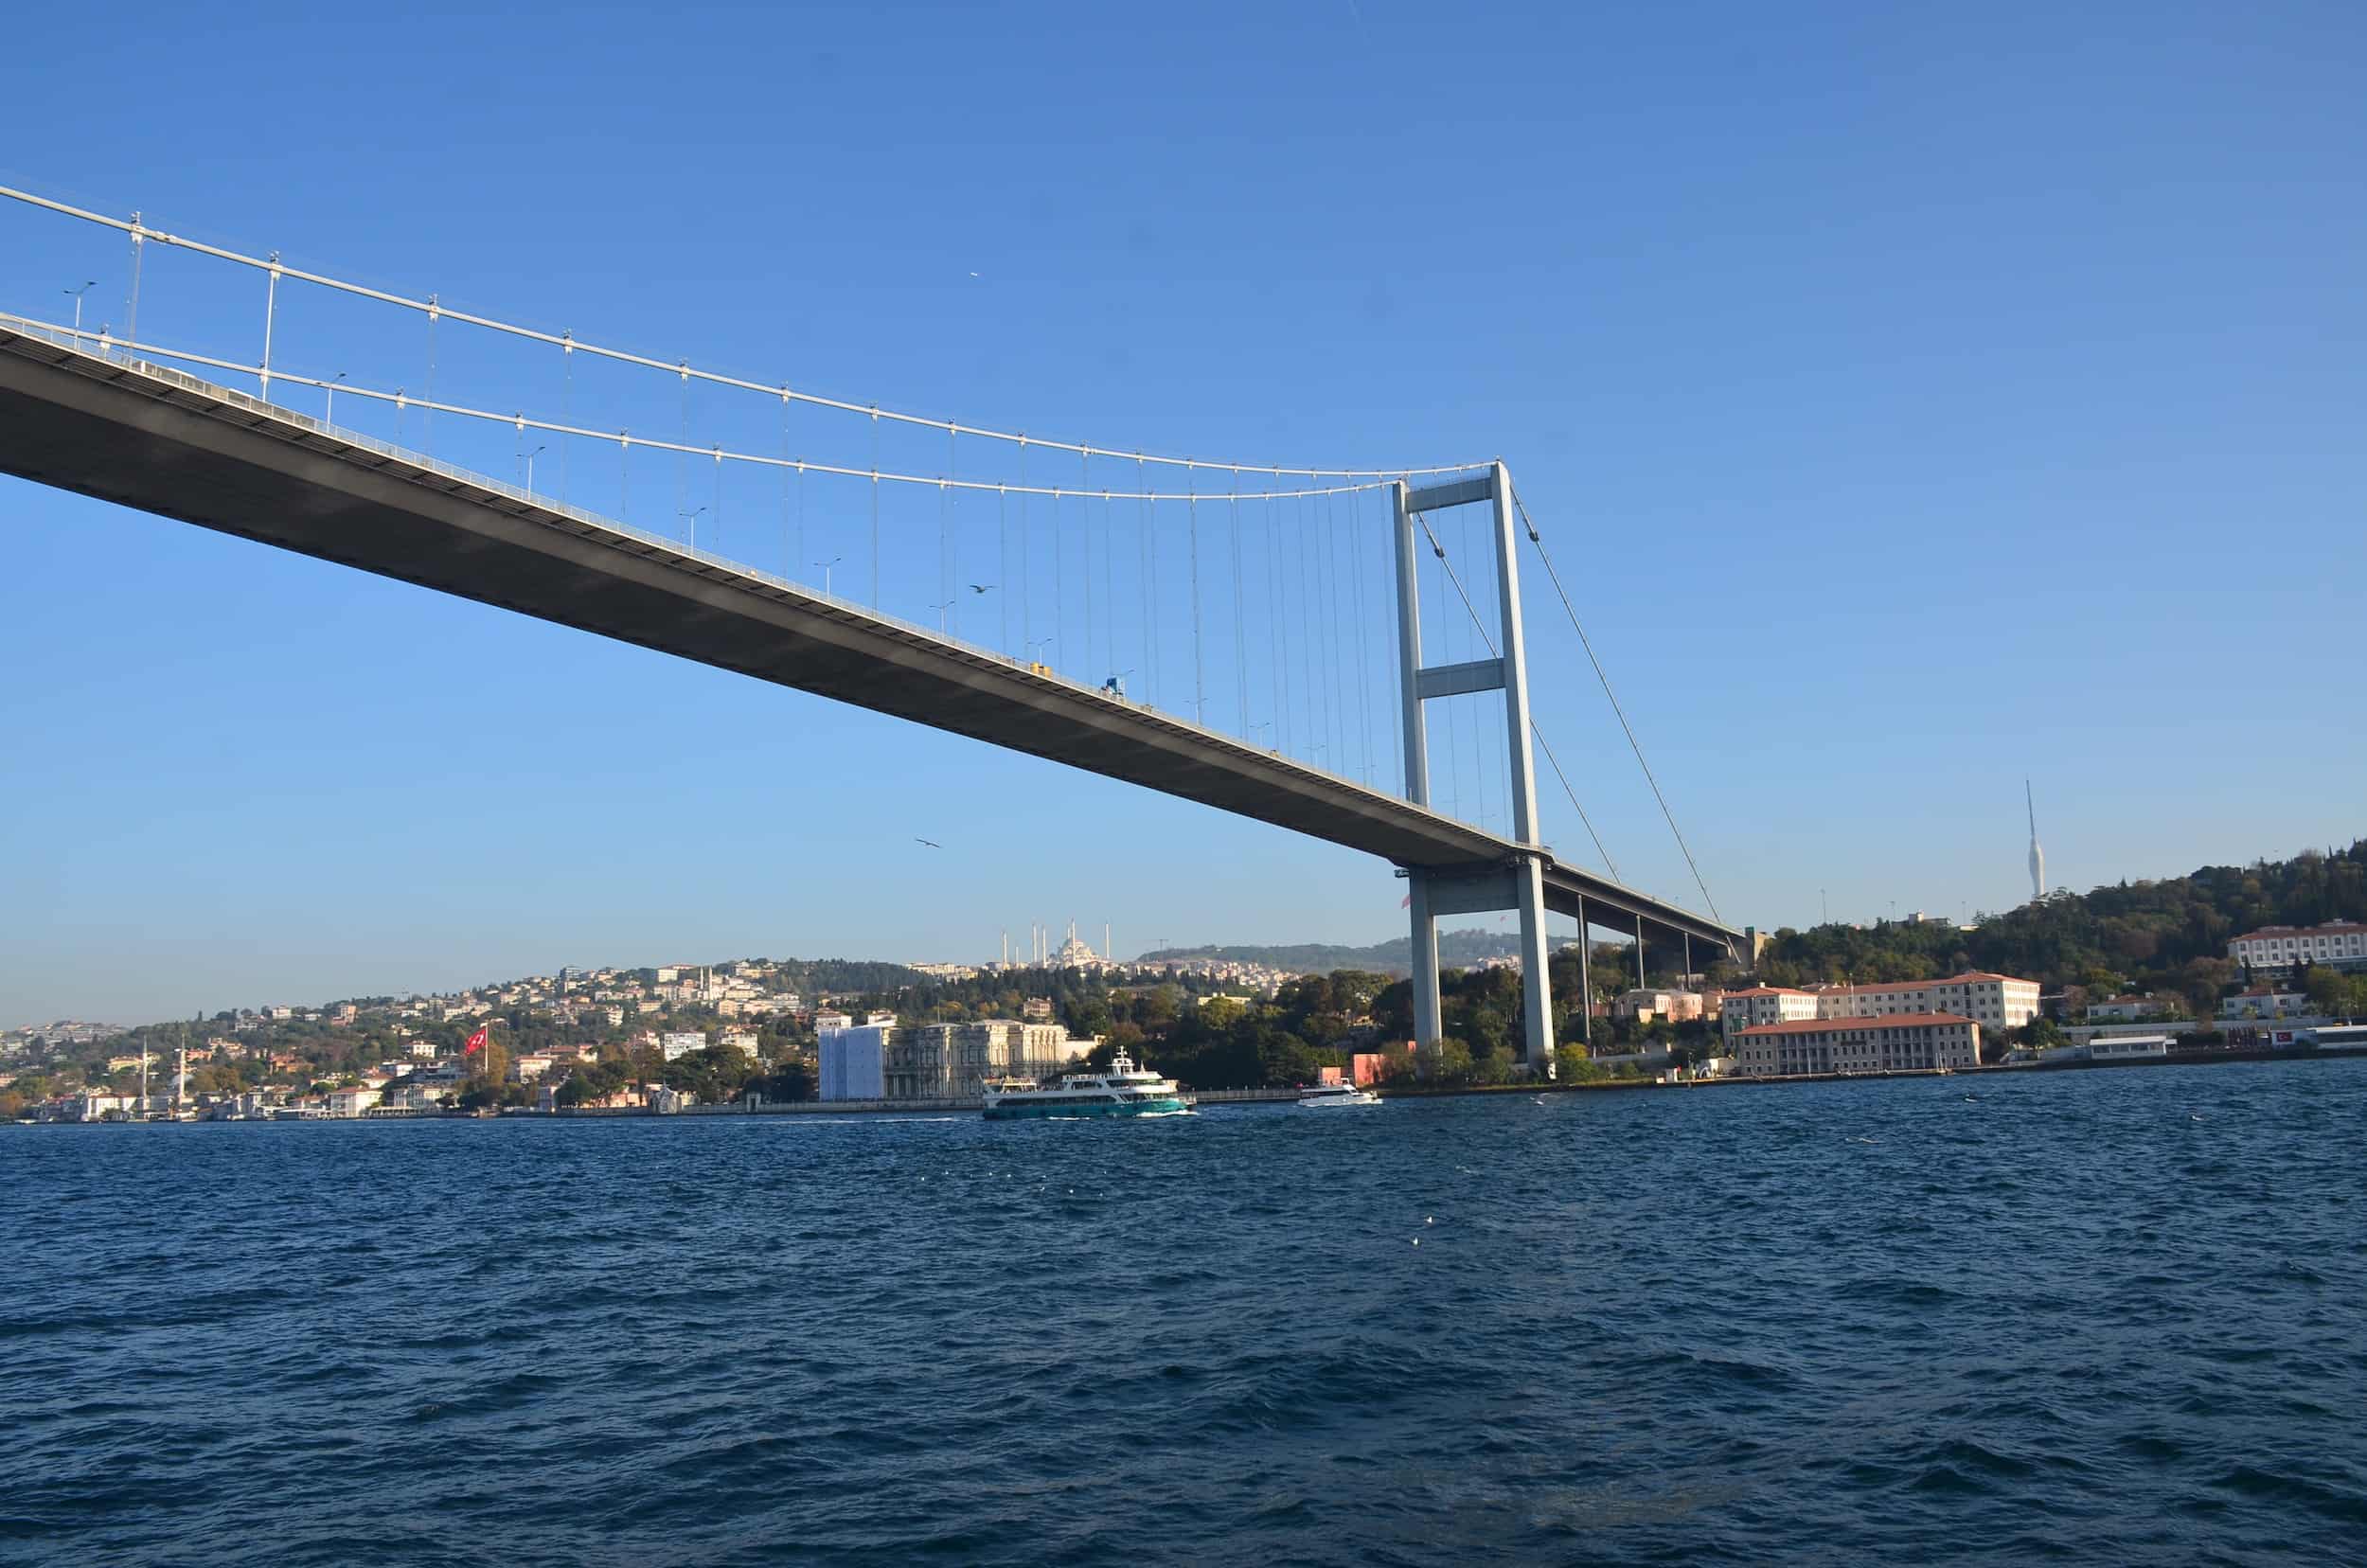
[463,1026,489,1056]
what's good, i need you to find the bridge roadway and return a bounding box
[0,322,1736,954]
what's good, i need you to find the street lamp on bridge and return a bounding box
[62,279,96,335]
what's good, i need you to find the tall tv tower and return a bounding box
[2025,779,2046,902]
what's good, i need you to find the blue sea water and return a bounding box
[3,1061,2363,1566]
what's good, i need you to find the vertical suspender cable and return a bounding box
[1310,490,1332,766]
[123,210,143,354]
[1228,471,1250,736]
[999,484,1010,654]
[1268,494,1289,756]
[1321,491,1344,771]
[562,333,575,505]
[1187,481,1206,725]
[424,294,438,455]
[675,363,689,533]
[1348,485,1377,786]
[1137,454,1156,704]
[1461,506,1489,830]
[869,409,881,609]
[1514,490,1722,926]
[1078,449,1092,673]
[1384,476,1407,796]
[1060,461,1079,668]
[1019,439,1032,657]
[1432,520,1462,821]
[1101,486,1117,681]
[1307,492,1326,762]
[1422,505,1621,878]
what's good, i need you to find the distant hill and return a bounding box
[1137,929,1522,977]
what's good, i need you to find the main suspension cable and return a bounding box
[1510,488,1722,926]
[1413,510,1623,882]
[0,183,1482,481]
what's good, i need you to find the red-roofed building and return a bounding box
[1731,1012,1982,1077]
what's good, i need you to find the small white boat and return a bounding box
[1296,1081,1380,1109]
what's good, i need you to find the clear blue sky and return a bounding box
[3,1,2361,1025]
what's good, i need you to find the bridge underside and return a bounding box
[0,326,1736,956]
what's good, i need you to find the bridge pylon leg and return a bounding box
[1514,855,1553,1075]
[1407,870,1441,1047]
[1387,463,1557,1076]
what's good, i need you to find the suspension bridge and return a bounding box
[0,182,1741,1075]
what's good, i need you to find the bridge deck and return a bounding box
[0,322,1736,952]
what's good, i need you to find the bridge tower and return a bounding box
[1389,461,1556,1078]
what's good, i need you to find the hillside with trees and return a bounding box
[1754,840,2367,1021]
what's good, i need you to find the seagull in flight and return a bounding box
[915,837,943,849]
[970,582,994,594]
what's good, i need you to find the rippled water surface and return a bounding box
[5,1061,2365,1565]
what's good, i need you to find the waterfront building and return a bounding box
[1614,989,1704,1024]
[1720,987,1820,1038]
[1807,973,2040,1031]
[2220,989,2311,1020]
[1719,975,2043,1040]
[2004,1034,2173,1066]
[1729,1012,1983,1077]
[886,1020,1089,1101]
[2227,921,2367,973]
[2087,994,2162,1023]
[819,1021,893,1100]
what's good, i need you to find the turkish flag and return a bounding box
[463,1027,489,1056]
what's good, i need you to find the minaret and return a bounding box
[2026,779,2046,902]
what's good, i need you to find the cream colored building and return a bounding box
[1614,989,1705,1024]
[1731,1012,1983,1077]
[883,1020,1088,1101]
[2228,922,2367,973]
[1723,971,2038,1042]
[1809,972,2039,1031]
[1720,987,1820,1038]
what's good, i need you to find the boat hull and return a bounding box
[982,1095,1190,1121]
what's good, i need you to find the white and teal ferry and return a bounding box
[981,1048,1192,1120]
